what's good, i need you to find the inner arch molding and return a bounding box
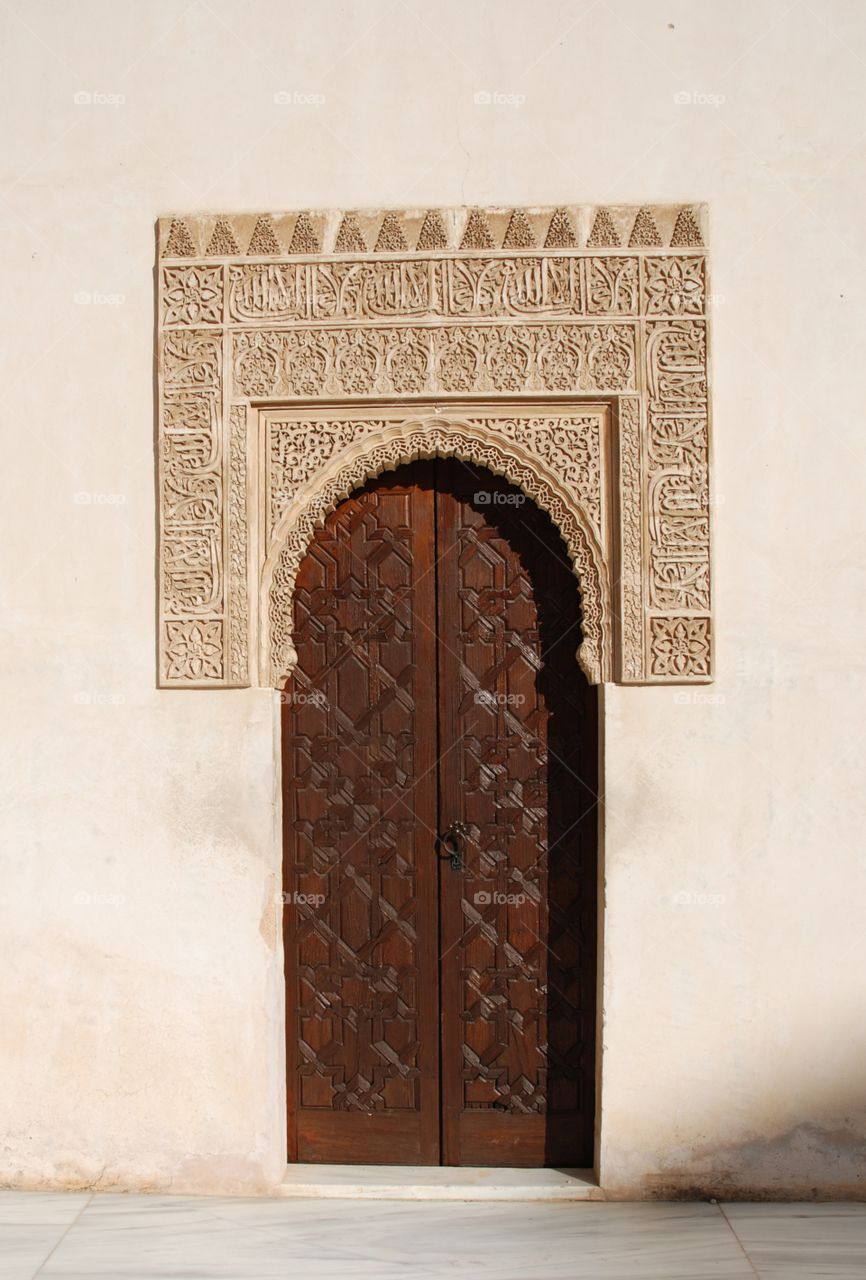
[263,417,611,687]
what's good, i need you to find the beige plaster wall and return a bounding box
[1,0,864,1196]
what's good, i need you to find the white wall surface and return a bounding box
[1,0,865,1196]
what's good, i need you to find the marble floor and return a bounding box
[1,1191,865,1279]
[276,1162,602,1199]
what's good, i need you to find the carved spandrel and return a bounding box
[267,419,389,542]
[266,413,606,551]
[267,423,611,690]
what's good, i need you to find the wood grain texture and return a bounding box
[283,460,597,1166]
[435,461,597,1167]
[282,465,440,1164]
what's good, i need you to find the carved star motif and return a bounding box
[163,267,223,325]
[165,620,223,680]
[650,617,710,677]
[644,257,705,315]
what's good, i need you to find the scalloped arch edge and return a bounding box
[261,417,612,689]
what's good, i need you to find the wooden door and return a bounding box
[282,459,597,1167]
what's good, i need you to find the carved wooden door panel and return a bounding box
[282,459,597,1167]
[435,461,597,1167]
[281,463,440,1164]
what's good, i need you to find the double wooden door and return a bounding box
[282,459,597,1167]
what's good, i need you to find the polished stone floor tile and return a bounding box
[723,1202,866,1277]
[34,1197,755,1279]
[213,1199,755,1278]
[0,1224,69,1280]
[0,1194,91,1225]
[0,1195,92,1280]
[0,1190,859,1279]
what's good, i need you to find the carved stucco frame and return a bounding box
[157,204,713,688]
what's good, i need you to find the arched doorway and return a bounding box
[281,459,598,1167]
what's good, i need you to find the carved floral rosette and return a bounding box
[157,204,712,687]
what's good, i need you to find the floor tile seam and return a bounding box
[31,1193,95,1279]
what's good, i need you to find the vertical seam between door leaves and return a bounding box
[433,457,445,1165]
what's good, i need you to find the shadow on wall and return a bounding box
[619,1118,866,1202]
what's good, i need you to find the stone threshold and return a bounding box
[277,1164,603,1201]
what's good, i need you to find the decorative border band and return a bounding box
[160,205,705,260]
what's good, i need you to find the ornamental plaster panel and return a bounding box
[156,204,713,687]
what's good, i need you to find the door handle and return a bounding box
[438,822,469,871]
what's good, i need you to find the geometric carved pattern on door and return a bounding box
[157,203,713,688]
[282,460,597,1166]
[283,471,439,1161]
[435,462,597,1166]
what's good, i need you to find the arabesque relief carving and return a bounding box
[157,204,713,687]
[231,324,637,399]
[262,410,611,686]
